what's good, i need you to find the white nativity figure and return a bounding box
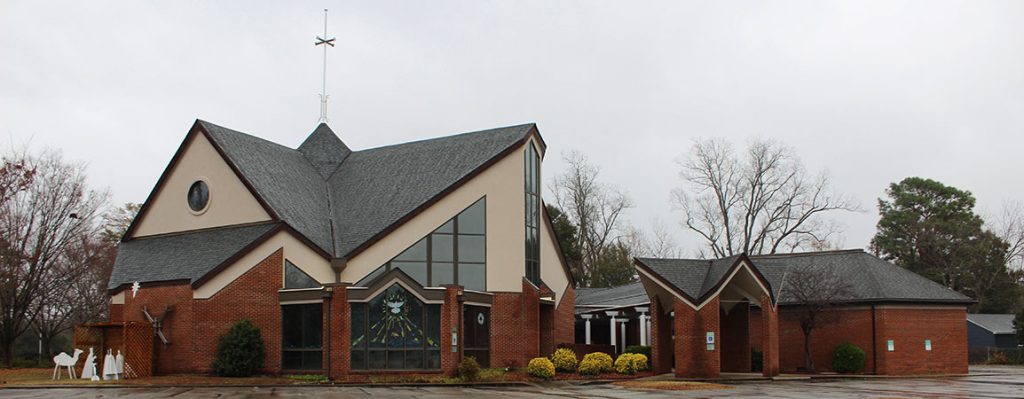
[51,348,83,380]
[80,347,98,380]
[115,350,124,379]
[102,349,118,380]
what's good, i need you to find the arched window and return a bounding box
[350,284,442,370]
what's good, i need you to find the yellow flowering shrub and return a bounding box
[579,352,614,375]
[527,357,555,379]
[550,348,578,372]
[614,353,649,374]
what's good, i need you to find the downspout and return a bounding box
[871,303,877,374]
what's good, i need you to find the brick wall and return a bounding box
[650,298,673,374]
[674,297,720,378]
[326,283,350,380]
[192,249,284,374]
[552,286,575,348]
[489,281,540,368]
[720,303,750,372]
[777,306,876,374]
[875,307,967,375]
[109,304,124,323]
[440,286,461,375]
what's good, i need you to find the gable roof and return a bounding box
[635,249,974,306]
[109,223,278,289]
[967,314,1016,335]
[113,120,539,290]
[574,282,647,314]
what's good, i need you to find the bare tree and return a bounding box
[673,138,859,258]
[780,265,852,372]
[992,201,1024,272]
[624,222,682,258]
[0,150,108,366]
[551,150,633,287]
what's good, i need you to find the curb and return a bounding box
[1,381,533,390]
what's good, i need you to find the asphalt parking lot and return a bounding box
[4,366,1024,398]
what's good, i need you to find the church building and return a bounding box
[107,120,575,378]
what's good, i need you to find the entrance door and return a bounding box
[463,305,490,367]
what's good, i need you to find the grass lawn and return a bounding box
[614,380,734,391]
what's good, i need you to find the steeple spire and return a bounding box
[314,9,336,123]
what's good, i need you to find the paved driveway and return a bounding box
[4,366,1024,398]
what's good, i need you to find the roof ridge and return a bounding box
[199,120,303,155]
[352,123,535,154]
[748,249,865,259]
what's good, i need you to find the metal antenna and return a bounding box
[315,9,336,123]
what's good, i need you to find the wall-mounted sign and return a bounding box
[451,326,459,352]
[887,340,895,352]
[706,332,715,351]
[925,339,932,351]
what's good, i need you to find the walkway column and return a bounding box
[620,320,626,350]
[635,307,650,347]
[581,314,593,345]
[606,311,620,353]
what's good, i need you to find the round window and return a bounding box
[187,180,209,213]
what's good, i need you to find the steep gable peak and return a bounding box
[298,123,352,178]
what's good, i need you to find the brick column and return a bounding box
[326,283,351,381]
[440,286,461,376]
[674,297,720,378]
[760,294,780,377]
[649,298,673,374]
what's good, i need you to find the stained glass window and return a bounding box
[350,284,441,370]
[281,303,322,370]
[354,198,487,290]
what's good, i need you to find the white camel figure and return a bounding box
[52,348,83,380]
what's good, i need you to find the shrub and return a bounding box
[458,356,481,381]
[623,345,652,360]
[527,357,555,379]
[614,353,649,375]
[832,342,866,373]
[550,348,578,372]
[212,319,265,377]
[578,352,614,375]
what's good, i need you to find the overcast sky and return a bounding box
[2,1,1023,255]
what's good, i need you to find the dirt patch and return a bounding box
[0,368,316,387]
[614,380,733,391]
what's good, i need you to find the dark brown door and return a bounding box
[463,305,490,367]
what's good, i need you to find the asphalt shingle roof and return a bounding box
[636,250,973,305]
[574,282,648,313]
[967,314,1016,335]
[109,223,277,289]
[112,121,535,288]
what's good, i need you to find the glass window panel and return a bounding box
[351,304,366,348]
[460,263,486,291]
[302,351,322,370]
[284,260,320,289]
[282,306,302,349]
[395,238,427,262]
[368,350,386,369]
[404,296,424,348]
[368,294,387,348]
[282,351,302,370]
[427,350,441,369]
[431,234,453,262]
[431,262,453,287]
[351,350,365,370]
[426,306,441,348]
[356,265,386,287]
[435,219,454,234]
[405,349,423,369]
[387,350,405,369]
[393,261,427,286]
[303,304,323,349]
[457,200,486,235]
[458,236,485,263]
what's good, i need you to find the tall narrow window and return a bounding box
[355,198,486,291]
[525,143,541,286]
[281,303,323,370]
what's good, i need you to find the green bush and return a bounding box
[212,319,265,377]
[623,345,651,360]
[832,342,866,373]
[613,353,648,374]
[578,352,614,375]
[550,348,578,372]
[458,356,481,381]
[527,357,555,379]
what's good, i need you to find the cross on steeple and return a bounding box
[315,9,336,123]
